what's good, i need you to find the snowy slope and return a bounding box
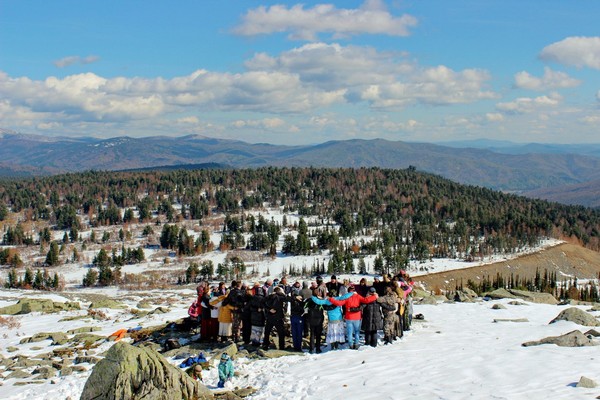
[1,289,598,400]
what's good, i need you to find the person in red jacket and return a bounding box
[328,284,378,349]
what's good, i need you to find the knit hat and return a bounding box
[331,275,337,280]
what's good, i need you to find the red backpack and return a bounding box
[188,300,200,318]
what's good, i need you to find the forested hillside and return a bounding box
[1,167,599,276]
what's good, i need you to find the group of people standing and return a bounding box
[192,272,414,354]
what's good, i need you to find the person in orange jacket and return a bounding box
[328,284,378,349]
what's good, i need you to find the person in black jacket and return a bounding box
[325,275,342,297]
[289,285,306,352]
[226,280,245,343]
[262,286,290,350]
[249,286,266,346]
[241,286,254,346]
[304,289,325,354]
[360,287,384,347]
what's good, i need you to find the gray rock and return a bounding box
[585,329,600,337]
[13,380,45,386]
[508,289,558,305]
[32,366,57,379]
[550,307,600,327]
[255,348,296,359]
[0,298,80,315]
[75,356,101,365]
[71,333,105,347]
[507,301,528,306]
[80,341,213,400]
[522,330,598,347]
[89,298,127,309]
[20,332,69,345]
[148,307,170,315]
[493,318,529,323]
[232,387,258,398]
[576,376,597,388]
[411,288,433,298]
[212,343,238,360]
[416,296,438,305]
[453,291,474,303]
[491,304,506,310]
[136,301,153,309]
[7,369,32,379]
[486,288,517,300]
[67,326,102,334]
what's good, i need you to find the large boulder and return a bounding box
[88,298,127,309]
[508,289,558,305]
[522,330,598,347]
[80,341,213,400]
[549,307,600,327]
[485,288,517,300]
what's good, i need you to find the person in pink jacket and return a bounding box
[328,284,378,349]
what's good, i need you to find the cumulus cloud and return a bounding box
[0,68,344,124]
[496,92,563,114]
[246,42,412,90]
[247,43,496,108]
[233,0,417,40]
[539,36,600,69]
[514,67,580,90]
[54,55,100,68]
[359,65,496,108]
[486,113,504,122]
[0,41,497,131]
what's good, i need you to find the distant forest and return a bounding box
[1,167,599,271]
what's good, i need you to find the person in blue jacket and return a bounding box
[217,353,234,388]
[311,291,353,350]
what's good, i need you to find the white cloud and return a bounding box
[230,118,286,130]
[486,113,504,122]
[247,44,496,108]
[0,68,345,124]
[233,0,417,40]
[246,42,413,91]
[360,66,496,108]
[539,36,600,70]
[54,55,100,68]
[582,115,600,124]
[514,67,580,91]
[496,92,563,114]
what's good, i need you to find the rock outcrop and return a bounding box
[80,341,213,400]
[549,307,600,327]
[522,330,598,347]
[485,288,558,304]
[0,298,80,315]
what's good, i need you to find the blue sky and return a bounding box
[1,0,599,145]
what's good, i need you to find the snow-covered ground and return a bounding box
[1,287,599,400]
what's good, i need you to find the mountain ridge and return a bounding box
[2,131,600,201]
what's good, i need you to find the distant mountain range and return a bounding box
[1,130,600,207]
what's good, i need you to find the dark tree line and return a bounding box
[1,168,600,274]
